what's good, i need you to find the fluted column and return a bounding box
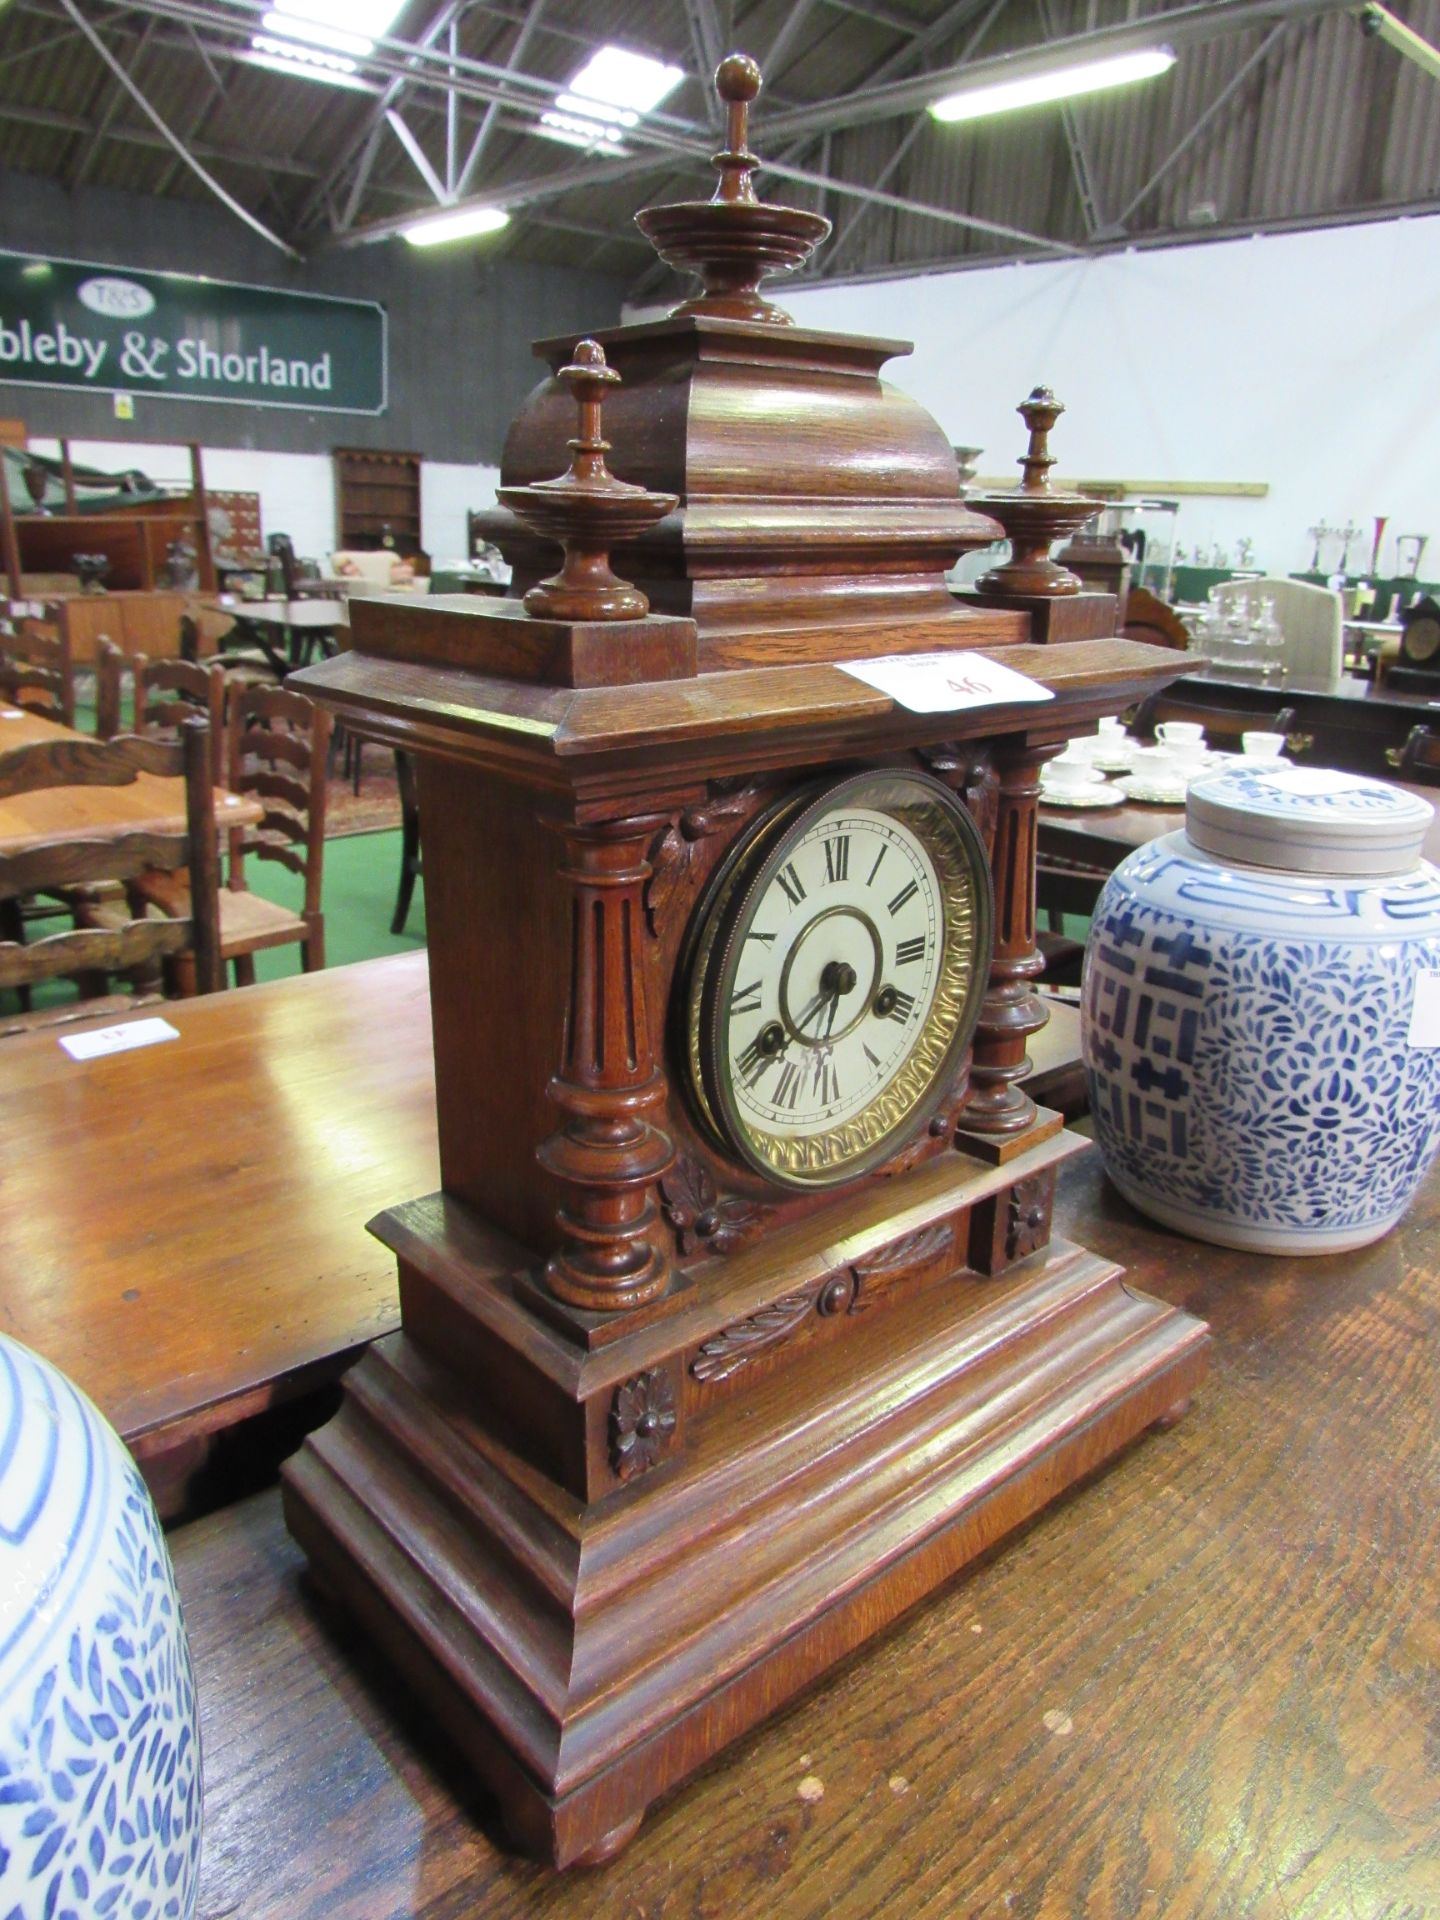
[961,740,1065,1135]
[537,816,674,1311]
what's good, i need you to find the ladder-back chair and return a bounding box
[0,718,223,1036]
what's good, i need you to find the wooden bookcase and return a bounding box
[333,447,422,553]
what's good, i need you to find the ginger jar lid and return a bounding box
[1185,764,1434,876]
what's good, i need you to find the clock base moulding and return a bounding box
[282,1125,1209,1870]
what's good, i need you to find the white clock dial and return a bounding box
[684,770,993,1190]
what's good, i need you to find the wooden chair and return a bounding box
[99,639,228,784]
[391,749,422,934]
[142,683,331,985]
[1210,576,1344,680]
[0,719,223,1037]
[1392,724,1440,784]
[0,608,74,725]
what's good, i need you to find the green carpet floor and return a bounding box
[243,826,425,980]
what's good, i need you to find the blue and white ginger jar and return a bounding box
[0,1337,202,1919]
[1081,765,1440,1252]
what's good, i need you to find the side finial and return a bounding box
[968,388,1102,598]
[1017,387,1063,494]
[496,340,676,622]
[634,54,830,325]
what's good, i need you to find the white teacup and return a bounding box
[1154,739,1208,776]
[1242,730,1287,759]
[1045,753,1104,791]
[1156,720,1205,749]
[1096,716,1126,740]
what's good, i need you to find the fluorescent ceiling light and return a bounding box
[537,109,627,151]
[246,0,403,85]
[402,205,510,248]
[567,45,684,114]
[930,46,1176,123]
[260,10,373,56]
[553,91,638,127]
[240,44,373,88]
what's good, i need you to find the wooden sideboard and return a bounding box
[38,590,236,663]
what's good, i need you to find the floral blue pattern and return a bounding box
[0,1340,201,1920]
[1082,835,1440,1252]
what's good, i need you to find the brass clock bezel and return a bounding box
[681,768,994,1192]
[1400,607,1440,666]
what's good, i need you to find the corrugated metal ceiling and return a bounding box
[0,0,1436,287]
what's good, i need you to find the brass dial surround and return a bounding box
[681,769,994,1191]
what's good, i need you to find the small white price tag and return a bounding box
[59,1017,181,1062]
[1254,768,1370,796]
[1408,973,1440,1049]
[838,650,1055,714]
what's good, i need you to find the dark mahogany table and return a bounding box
[175,1145,1440,1918]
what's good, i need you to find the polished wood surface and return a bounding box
[0,955,1083,1489]
[179,1145,1440,1918]
[0,709,258,854]
[0,954,437,1468]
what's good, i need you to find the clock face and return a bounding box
[683,769,993,1190]
[1401,611,1440,666]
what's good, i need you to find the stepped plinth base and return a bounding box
[282,1135,1208,1869]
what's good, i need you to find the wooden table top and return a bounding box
[175,1146,1440,1919]
[0,951,1084,1474]
[0,708,260,855]
[0,953,438,1463]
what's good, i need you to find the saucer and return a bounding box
[1041,780,1122,808]
[1117,772,1188,806]
[1090,747,1138,773]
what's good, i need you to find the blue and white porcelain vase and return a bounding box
[0,1337,202,1919]
[1082,765,1440,1253]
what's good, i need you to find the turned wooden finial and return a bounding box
[968,386,1102,598]
[496,339,676,623]
[1017,387,1063,494]
[712,53,762,206]
[634,53,831,325]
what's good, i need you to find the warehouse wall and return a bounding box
[781,213,1440,582]
[0,168,626,553]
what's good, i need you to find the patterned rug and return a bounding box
[325,743,403,838]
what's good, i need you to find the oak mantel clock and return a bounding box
[284,56,1209,1870]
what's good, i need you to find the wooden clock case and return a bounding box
[283,60,1208,1871]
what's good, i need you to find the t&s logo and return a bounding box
[77,276,156,320]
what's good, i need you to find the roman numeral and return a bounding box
[745,929,776,944]
[867,845,887,886]
[812,1058,841,1106]
[863,1043,881,1069]
[887,879,918,917]
[737,1041,778,1088]
[776,862,807,907]
[895,936,927,966]
[731,979,763,1014]
[883,989,917,1023]
[774,1062,802,1109]
[824,834,850,884]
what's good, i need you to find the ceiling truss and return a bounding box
[0,0,1431,285]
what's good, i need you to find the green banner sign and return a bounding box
[0,252,387,415]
